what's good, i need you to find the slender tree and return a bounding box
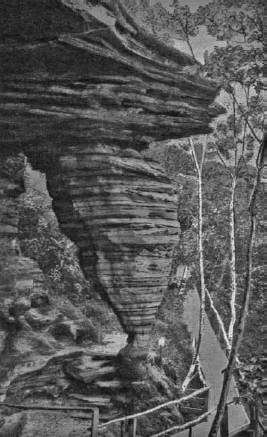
[208,144,263,436]
[133,2,263,431]
[182,137,207,391]
[191,137,207,360]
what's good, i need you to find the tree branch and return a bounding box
[174,10,201,65]
[205,287,231,353]
[246,15,262,34]
[229,90,262,145]
[213,143,233,178]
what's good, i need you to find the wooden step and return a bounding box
[180,406,204,415]
[95,380,122,389]
[70,412,120,421]
[68,394,111,406]
[184,397,206,409]
[78,366,117,383]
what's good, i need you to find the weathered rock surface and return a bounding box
[0,154,25,311]
[0,1,222,149]
[10,298,31,317]
[30,292,50,309]
[45,144,179,354]
[0,1,223,356]
[0,145,185,437]
[63,354,117,384]
[0,412,27,437]
[51,318,97,343]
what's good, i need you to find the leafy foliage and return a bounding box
[18,169,91,301]
[138,0,263,432]
[123,0,200,50]
[141,3,263,431]
[194,0,263,43]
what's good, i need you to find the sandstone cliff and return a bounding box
[0,1,225,435]
[0,183,185,436]
[0,0,223,359]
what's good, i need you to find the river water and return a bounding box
[175,288,250,437]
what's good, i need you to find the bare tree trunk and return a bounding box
[205,287,231,353]
[213,141,238,349]
[228,176,237,347]
[182,137,207,391]
[208,146,263,437]
[194,145,206,361]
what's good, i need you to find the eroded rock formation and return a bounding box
[0,0,223,356]
[44,144,179,355]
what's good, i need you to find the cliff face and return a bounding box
[0,0,223,356]
[0,152,184,437]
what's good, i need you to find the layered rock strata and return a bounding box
[0,0,223,355]
[45,145,179,354]
[0,0,222,150]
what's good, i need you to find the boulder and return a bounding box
[51,319,98,343]
[10,298,31,317]
[24,308,63,328]
[63,355,117,384]
[30,292,49,308]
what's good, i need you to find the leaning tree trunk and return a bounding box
[208,144,263,436]
[205,287,231,353]
[192,137,207,362]
[228,176,237,347]
[182,137,207,391]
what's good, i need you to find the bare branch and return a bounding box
[229,91,262,145]
[213,143,233,178]
[205,288,231,353]
[246,15,262,33]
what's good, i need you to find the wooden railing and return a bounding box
[0,403,99,437]
[98,386,210,437]
[0,386,212,437]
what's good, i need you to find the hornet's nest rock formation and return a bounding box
[0,0,224,357]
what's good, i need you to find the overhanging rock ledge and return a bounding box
[0,0,224,358]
